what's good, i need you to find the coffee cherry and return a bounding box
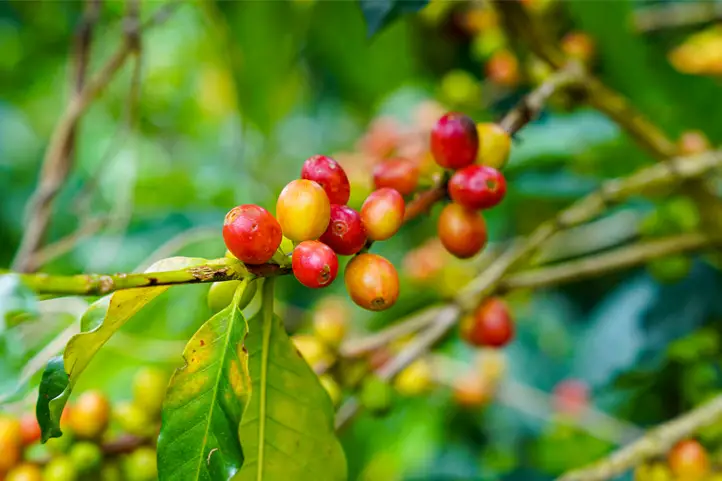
[276,179,331,242]
[43,457,78,481]
[207,280,240,313]
[100,463,123,481]
[113,402,153,438]
[69,441,102,474]
[453,373,492,408]
[486,49,520,87]
[6,463,42,481]
[344,254,399,311]
[68,391,109,440]
[462,298,514,348]
[449,165,507,210]
[360,376,393,415]
[291,241,338,288]
[223,205,282,265]
[668,439,709,479]
[476,123,511,169]
[319,375,342,407]
[678,130,711,156]
[430,112,479,169]
[132,367,168,417]
[319,205,367,255]
[301,155,351,205]
[312,296,349,347]
[372,158,420,196]
[292,334,334,369]
[122,447,157,481]
[437,203,487,258]
[394,359,433,396]
[19,414,40,446]
[634,462,673,481]
[0,416,21,472]
[360,188,405,241]
[552,379,589,417]
[561,31,595,64]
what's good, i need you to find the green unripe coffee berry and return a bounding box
[69,441,102,474]
[114,401,154,438]
[132,367,168,417]
[123,447,158,481]
[208,279,258,313]
[360,376,393,415]
[648,255,692,284]
[43,456,78,481]
[45,431,75,454]
[100,463,123,481]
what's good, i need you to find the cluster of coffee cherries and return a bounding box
[634,439,722,481]
[223,153,401,311]
[0,368,167,481]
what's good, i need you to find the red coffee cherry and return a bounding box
[276,179,331,242]
[292,241,339,288]
[360,188,405,241]
[223,204,282,265]
[345,253,399,311]
[301,155,351,205]
[462,298,514,348]
[430,113,479,169]
[320,204,367,255]
[552,379,589,417]
[449,165,507,210]
[486,49,520,88]
[437,203,487,258]
[372,158,420,196]
[668,439,709,479]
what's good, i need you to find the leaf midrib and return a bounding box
[256,279,275,480]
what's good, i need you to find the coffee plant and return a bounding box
[4,0,722,480]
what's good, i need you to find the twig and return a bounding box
[12,0,101,273]
[11,2,180,273]
[634,2,722,33]
[26,217,107,271]
[557,394,722,481]
[501,232,717,291]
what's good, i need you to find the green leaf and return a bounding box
[36,257,207,442]
[234,279,347,481]
[358,0,429,37]
[157,279,252,481]
[0,274,39,332]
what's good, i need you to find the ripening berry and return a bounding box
[292,241,338,288]
[6,463,43,481]
[312,296,349,347]
[453,373,492,408]
[223,204,282,265]
[437,203,487,258]
[430,112,479,169]
[344,254,400,311]
[668,439,709,479]
[394,359,433,396]
[319,205,367,255]
[373,158,420,196]
[69,391,110,440]
[319,375,342,407]
[0,416,21,472]
[462,298,514,348]
[634,462,673,481]
[43,457,78,481]
[207,280,240,313]
[486,49,520,88]
[292,334,334,369]
[19,414,41,446]
[276,179,331,242]
[69,442,102,474]
[113,402,153,438]
[360,376,393,415]
[476,123,511,169]
[561,31,595,64]
[122,447,157,481]
[132,367,169,417]
[552,379,589,417]
[449,165,507,210]
[301,155,351,205]
[678,130,711,156]
[360,188,405,241]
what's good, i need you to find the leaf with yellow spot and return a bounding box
[158,278,252,481]
[36,257,208,442]
[234,279,347,481]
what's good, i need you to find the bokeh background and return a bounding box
[3,0,722,480]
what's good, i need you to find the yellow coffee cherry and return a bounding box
[394,358,434,396]
[312,296,350,347]
[476,122,511,169]
[276,179,331,242]
[292,334,334,369]
[132,367,169,417]
[319,375,342,407]
[69,391,110,440]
